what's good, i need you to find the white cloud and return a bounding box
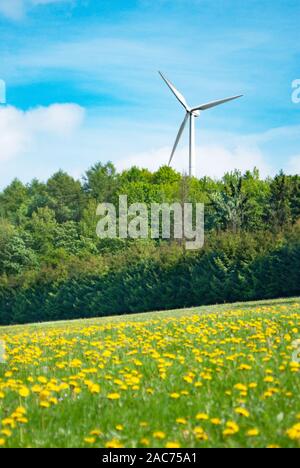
[25,103,85,136]
[0,104,85,162]
[0,106,29,161]
[0,0,71,20]
[117,142,273,179]
[288,155,300,175]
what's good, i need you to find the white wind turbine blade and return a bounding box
[191,94,243,112]
[159,71,189,111]
[168,112,189,166]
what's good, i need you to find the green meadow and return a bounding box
[0,297,300,448]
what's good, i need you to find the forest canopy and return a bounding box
[0,163,299,325]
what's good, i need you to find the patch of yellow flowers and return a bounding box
[0,302,300,448]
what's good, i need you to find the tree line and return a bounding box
[0,162,299,325]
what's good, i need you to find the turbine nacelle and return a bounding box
[158,71,243,177]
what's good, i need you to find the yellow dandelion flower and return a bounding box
[223,421,239,436]
[264,376,274,383]
[140,438,150,446]
[210,418,222,425]
[176,418,187,425]
[84,437,96,444]
[39,401,50,409]
[40,390,51,401]
[105,439,123,448]
[165,441,181,448]
[286,423,300,440]
[19,387,30,398]
[107,392,120,400]
[31,385,42,394]
[139,421,148,427]
[193,427,208,441]
[239,364,252,371]
[196,413,209,421]
[70,359,82,368]
[183,376,194,384]
[234,383,247,392]
[15,406,26,415]
[90,429,102,436]
[37,376,47,384]
[194,382,203,388]
[17,417,28,424]
[2,418,15,428]
[90,384,100,394]
[235,407,250,418]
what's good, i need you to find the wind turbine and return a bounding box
[159,71,243,177]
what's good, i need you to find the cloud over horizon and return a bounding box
[0,103,84,162]
[0,99,299,188]
[117,143,273,180]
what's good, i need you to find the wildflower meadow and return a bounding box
[0,298,299,448]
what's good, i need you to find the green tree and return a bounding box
[26,207,57,256]
[290,175,300,224]
[54,221,98,256]
[0,234,38,275]
[152,166,181,185]
[46,171,84,223]
[26,179,50,216]
[83,162,118,202]
[209,172,250,233]
[119,166,152,184]
[0,179,29,223]
[267,171,292,231]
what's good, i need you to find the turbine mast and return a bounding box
[189,114,196,177]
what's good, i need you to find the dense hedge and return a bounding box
[1,239,299,325]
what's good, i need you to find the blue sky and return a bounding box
[0,0,300,187]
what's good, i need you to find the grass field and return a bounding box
[0,297,300,448]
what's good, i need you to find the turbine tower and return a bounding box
[159,71,243,177]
